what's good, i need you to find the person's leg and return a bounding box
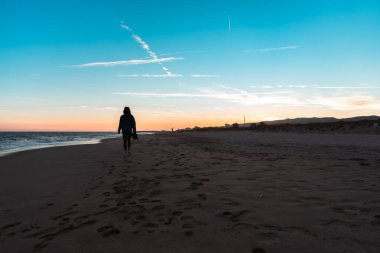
[127,134,132,152]
[122,133,127,153]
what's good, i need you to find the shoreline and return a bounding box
[2,130,379,159]
[1,132,380,252]
[0,132,155,158]
[0,139,104,158]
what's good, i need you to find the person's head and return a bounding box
[123,107,131,115]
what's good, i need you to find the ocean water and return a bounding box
[0,132,126,157]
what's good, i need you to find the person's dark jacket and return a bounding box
[118,114,136,134]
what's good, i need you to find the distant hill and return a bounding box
[263,116,380,125]
[184,115,380,134]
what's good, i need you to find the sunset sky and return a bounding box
[1,0,379,131]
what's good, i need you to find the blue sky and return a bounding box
[1,0,379,130]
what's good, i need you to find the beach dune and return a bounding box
[1,132,380,253]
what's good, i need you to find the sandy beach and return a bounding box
[1,132,380,253]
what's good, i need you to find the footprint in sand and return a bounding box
[182,223,194,229]
[136,215,147,221]
[143,222,159,229]
[34,241,49,250]
[252,247,266,253]
[172,210,183,216]
[218,210,250,222]
[197,193,207,200]
[30,220,97,251]
[21,228,32,233]
[97,225,120,237]
[184,230,193,236]
[220,198,240,206]
[151,204,166,212]
[102,192,111,197]
[51,211,77,221]
[1,222,21,231]
[186,181,203,190]
[180,215,207,231]
[163,217,175,225]
[149,190,162,198]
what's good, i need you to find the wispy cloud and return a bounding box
[134,108,244,119]
[112,91,305,107]
[70,105,119,111]
[94,106,119,111]
[69,22,183,72]
[116,73,217,78]
[112,83,297,106]
[117,74,183,78]
[113,92,215,98]
[250,84,306,89]
[121,22,180,77]
[71,57,181,67]
[287,84,309,88]
[243,46,299,53]
[159,50,203,57]
[308,96,380,110]
[135,109,254,120]
[257,45,299,52]
[316,86,380,89]
[190,74,220,78]
[250,84,380,89]
[113,84,380,111]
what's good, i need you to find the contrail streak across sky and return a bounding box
[121,21,179,77]
[228,16,231,32]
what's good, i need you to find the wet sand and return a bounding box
[1,132,380,253]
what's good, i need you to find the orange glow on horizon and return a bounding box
[0,117,238,131]
[1,107,378,132]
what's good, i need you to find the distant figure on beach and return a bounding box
[118,107,137,154]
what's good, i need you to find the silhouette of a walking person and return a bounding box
[118,107,137,154]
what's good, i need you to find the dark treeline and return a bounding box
[183,119,380,134]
